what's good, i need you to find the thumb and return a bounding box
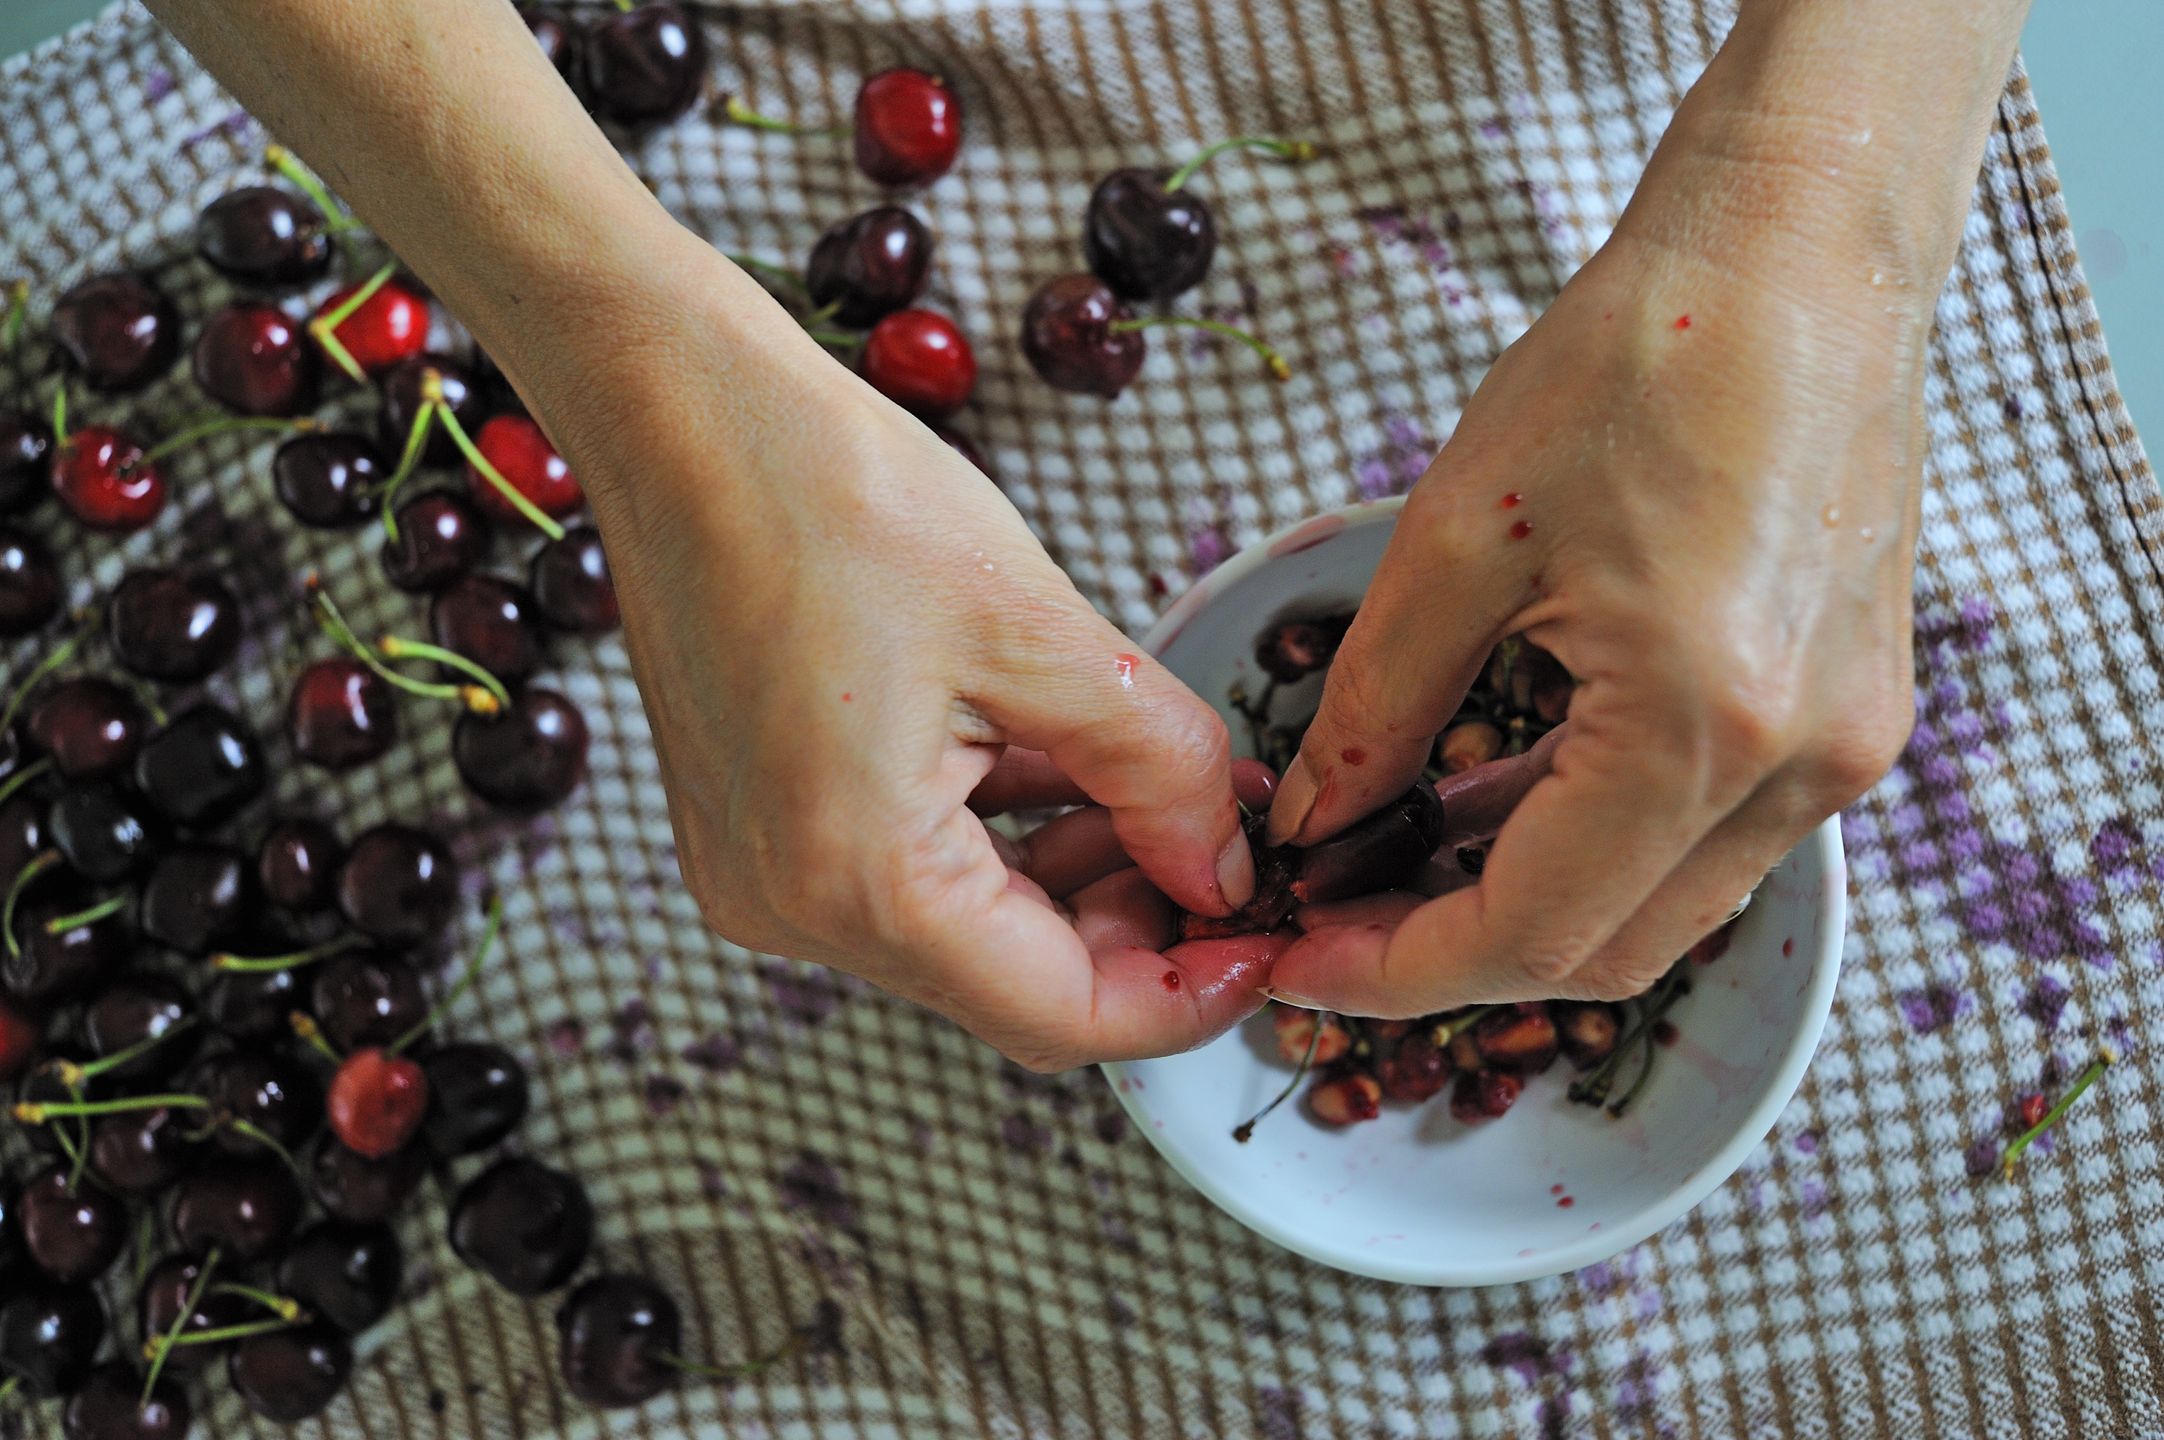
[1266,494,1530,847]
[972,604,1252,918]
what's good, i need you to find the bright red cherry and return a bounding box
[861,309,976,421]
[313,279,429,377]
[470,414,582,522]
[51,426,165,531]
[326,1047,429,1159]
[854,68,961,187]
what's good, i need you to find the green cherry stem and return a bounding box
[210,932,366,972]
[310,261,396,384]
[289,1011,344,1064]
[659,1329,808,1382]
[0,758,52,811]
[807,330,865,350]
[1,1375,20,1404]
[389,894,504,1055]
[1162,135,1317,192]
[1,279,27,358]
[55,1013,201,1088]
[722,96,850,139]
[264,144,359,235]
[724,253,809,294]
[374,396,442,541]
[210,1283,303,1322]
[1108,314,1292,381]
[0,612,96,741]
[155,1316,303,1351]
[131,414,319,470]
[14,1093,209,1124]
[44,893,127,934]
[612,0,633,11]
[49,376,67,446]
[2004,1048,2116,1179]
[2,850,60,960]
[376,636,512,712]
[223,1118,306,1179]
[141,1247,220,1400]
[1233,1008,1327,1143]
[63,1075,91,1191]
[309,580,497,712]
[426,376,566,541]
[1431,1004,1502,1046]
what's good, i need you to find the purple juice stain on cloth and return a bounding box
[545,1017,585,1056]
[1896,982,1969,1034]
[778,1151,857,1231]
[1255,1385,1305,1440]
[642,1074,685,1116]
[144,69,176,103]
[603,998,654,1063]
[1964,1135,2002,1178]
[1000,1113,1054,1156]
[2020,974,2071,1032]
[759,958,843,1026]
[1480,1332,1570,1387]
[681,1032,741,1073]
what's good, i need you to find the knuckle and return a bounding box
[1146,698,1234,792]
[1516,944,1588,988]
[1810,689,1916,803]
[1696,662,1801,785]
[996,1029,1091,1074]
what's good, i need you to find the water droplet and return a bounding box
[1822,504,1842,527]
[1859,525,1876,542]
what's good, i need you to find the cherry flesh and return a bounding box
[279,1220,403,1332]
[50,273,179,393]
[256,816,345,912]
[60,1362,194,1440]
[272,431,382,529]
[0,1279,106,1397]
[141,842,255,954]
[109,566,242,682]
[450,1155,593,1295]
[0,524,59,636]
[0,412,54,513]
[51,426,166,532]
[190,1049,323,1155]
[133,704,267,830]
[49,783,158,881]
[198,184,333,286]
[854,68,962,188]
[422,1042,530,1156]
[228,1324,353,1423]
[862,308,976,420]
[138,1254,252,1373]
[378,353,480,468]
[430,573,547,685]
[470,413,582,522]
[556,1273,680,1409]
[530,525,619,634]
[454,688,589,813]
[1083,168,1216,301]
[310,1138,424,1224]
[83,973,198,1082]
[89,1105,194,1194]
[192,301,320,416]
[806,206,933,327]
[582,2,708,124]
[327,1047,429,1158]
[168,1152,304,1262]
[337,823,459,945]
[311,951,426,1052]
[20,1163,127,1282]
[381,490,491,593]
[287,656,398,770]
[314,278,429,377]
[1020,274,1144,398]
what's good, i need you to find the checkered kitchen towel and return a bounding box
[3,0,2160,1436]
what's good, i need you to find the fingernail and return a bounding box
[1262,986,1324,1010]
[1265,755,1318,846]
[1216,828,1256,911]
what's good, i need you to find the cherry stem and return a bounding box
[376,636,511,713]
[309,581,491,711]
[2,850,60,960]
[725,254,808,293]
[659,1329,807,1383]
[141,1247,219,1400]
[49,378,67,447]
[16,1092,208,1124]
[264,144,358,236]
[63,1075,91,1192]
[425,375,568,541]
[722,96,850,139]
[613,0,633,10]
[1431,1004,1501,1045]
[807,330,864,349]
[210,1283,302,1322]
[389,894,503,1055]
[44,893,126,934]
[60,1013,201,1087]
[1108,315,1291,381]
[0,613,95,741]
[1233,1008,1327,1143]
[374,396,440,541]
[1,279,27,359]
[0,1376,19,1403]
[223,1117,306,1179]
[211,932,365,972]
[132,414,318,470]
[154,1316,301,1351]
[310,261,396,384]
[2003,1047,2116,1178]
[0,758,52,811]
[288,1010,344,1064]
[1162,135,1316,192]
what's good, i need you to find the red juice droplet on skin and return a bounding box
[1113,653,1138,689]
[1509,520,1533,540]
[1500,492,1523,509]
[1340,747,1366,766]
[840,692,853,703]
[1674,314,1691,330]
[1161,970,1181,992]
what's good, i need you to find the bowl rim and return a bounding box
[1100,497,1848,1287]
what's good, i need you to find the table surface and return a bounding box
[3,0,2159,439]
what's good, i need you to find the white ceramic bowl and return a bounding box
[1100,499,1845,1287]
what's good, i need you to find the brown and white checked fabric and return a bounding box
[3,0,2162,1437]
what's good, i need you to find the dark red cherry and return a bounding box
[862,309,976,421]
[337,824,459,945]
[932,425,990,476]
[454,688,588,813]
[556,1273,681,1409]
[256,817,344,912]
[109,567,241,683]
[469,414,582,523]
[313,278,429,377]
[381,490,490,592]
[286,657,397,771]
[377,353,479,469]
[20,1163,127,1282]
[519,6,585,80]
[310,1139,424,1224]
[133,705,267,830]
[582,2,708,124]
[530,525,618,634]
[0,1279,105,1397]
[228,1324,352,1423]
[279,1221,402,1333]
[194,1050,323,1156]
[422,1042,530,1155]
[1083,167,1216,301]
[0,524,60,636]
[272,431,382,529]
[82,974,198,1083]
[805,206,933,328]
[198,185,333,285]
[141,842,254,955]
[138,1253,251,1373]
[450,1156,593,1295]
[192,301,320,416]
[430,573,546,685]
[311,951,426,1052]
[853,68,962,188]
[170,1154,304,1262]
[49,784,157,882]
[1021,274,1143,398]
[204,962,305,1041]
[5,889,131,1008]
[61,1361,193,1440]
[50,273,179,393]
[0,412,54,513]
[26,676,148,781]
[0,997,39,1081]
[89,1106,194,1194]
[326,1047,428,1159]
[51,426,165,532]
